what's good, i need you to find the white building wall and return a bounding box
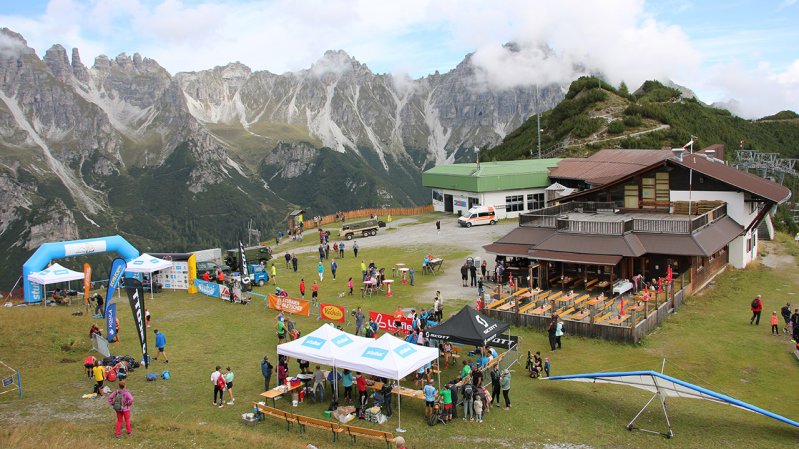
[429,188,547,219]
[670,190,760,268]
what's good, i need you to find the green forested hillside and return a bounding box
[482,76,799,162]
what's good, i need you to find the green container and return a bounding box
[323,410,332,418]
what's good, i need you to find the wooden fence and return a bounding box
[302,205,434,229]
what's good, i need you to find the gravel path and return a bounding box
[288,215,517,305]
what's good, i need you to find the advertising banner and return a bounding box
[125,278,149,368]
[369,311,413,334]
[193,279,231,300]
[319,303,346,322]
[104,258,127,343]
[267,294,310,316]
[83,263,92,305]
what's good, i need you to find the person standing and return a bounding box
[107,380,134,437]
[548,316,558,351]
[354,307,365,336]
[211,366,224,407]
[555,318,564,349]
[145,308,151,328]
[338,241,345,258]
[460,263,469,287]
[360,260,367,281]
[480,259,487,280]
[409,266,415,286]
[318,244,325,262]
[423,380,437,418]
[324,243,330,260]
[92,360,105,396]
[153,329,168,363]
[781,303,792,334]
[271,263,277,285]
[490,365,501,406]
[317,262,324,282]
[331,259,338,280]
[225,367,235,405]
[500,369,511,409]
[277,361,288,387]
[356,372,367,410]
[462,381,474,421]
[347,277,354,295]
[94,293,104,318]
[299,279,306,299]
[311,281,319,303]
[469,263,477,287]
[433,294,442,322]
[791,308,799,342]
[284,252,291,269]
[436,219,441,234]
[380,380,393,418]
[261,356,273,391]
[353,241,359,258]
[750,295,763,325]
[291,254,298,272]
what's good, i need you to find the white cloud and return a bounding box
[1,0,797,117]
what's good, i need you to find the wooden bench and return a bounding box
[607,315,632,326]
[568,277,584,289]
[486,298,507,310]
[596,299,614,313]
[555,306,574,317]
[254,403,297,431]
[594,312,613,324]
[296,414,343,442]
[518,301,538,314]
[341,424,396,449]
[572,294,590,307]
[548,291,563,302]
[585,279,599,290]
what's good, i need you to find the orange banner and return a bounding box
[267,294,310,316]
[83,263,92,304]
[319,303,346,322]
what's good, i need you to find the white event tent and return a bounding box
[124,253,172,299]
[336,333,439,433]
[27,263,84,306]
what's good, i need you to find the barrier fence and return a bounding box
[302,205,434,229]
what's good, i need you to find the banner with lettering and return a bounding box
[319,303,346,322]
[369,311,413,334]
[268,294,310,316]
[83,263,92,306]
[193,279,231,300]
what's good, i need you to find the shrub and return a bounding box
[623,115,642,127]
[608,120,625,134]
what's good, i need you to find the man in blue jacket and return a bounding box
[261,356,273,390]
[153,329,168,363]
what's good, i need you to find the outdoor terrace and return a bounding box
[519,201,727,235]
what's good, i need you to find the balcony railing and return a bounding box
[519,202,727,235]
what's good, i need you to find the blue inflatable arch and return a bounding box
[22,235,139,303]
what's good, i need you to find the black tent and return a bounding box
[425,305,511,347]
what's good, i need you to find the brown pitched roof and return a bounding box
[670,154,791,203]
[548,149,672,186]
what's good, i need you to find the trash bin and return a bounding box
[292,392,299,407]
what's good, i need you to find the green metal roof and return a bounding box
[422,158,562,192]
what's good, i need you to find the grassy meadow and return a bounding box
[1,233,799,449]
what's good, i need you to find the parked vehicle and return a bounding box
[458,206,497,228]
[247,264,270,286]
[339,219,379,240]
[224,246,272,271]
[196,261,232,278]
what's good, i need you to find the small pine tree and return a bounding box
[618,81,629,97]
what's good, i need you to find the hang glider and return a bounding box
[547,370,799,438]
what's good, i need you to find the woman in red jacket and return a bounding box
[750,295,763,325]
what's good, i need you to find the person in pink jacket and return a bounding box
[107,380,134,437]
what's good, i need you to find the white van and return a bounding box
[458,206,497,228]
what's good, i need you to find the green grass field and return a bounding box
[1,237,799,449]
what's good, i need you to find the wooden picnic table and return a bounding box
[570,310,590,321]
[497,301,517,311]
[531,304,552,315]
[607,315,631,326]
[261,383,302,407]
[555,293,577,305]
[369,382,425,400]
[587,296,606,307]
[597,281,610,289]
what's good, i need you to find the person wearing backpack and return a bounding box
[261,356,273,390]
[462,381,475,421]
[750,295,763,325]
[107,380,134,437]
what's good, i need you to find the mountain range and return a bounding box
[0,28,563,287]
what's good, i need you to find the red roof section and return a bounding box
[548,149,672,186]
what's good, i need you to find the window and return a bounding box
[505,195,524,212]
[527,193,545,211]
[432,190,443,202]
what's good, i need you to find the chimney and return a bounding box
[671,148,684,161]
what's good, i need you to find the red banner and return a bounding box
[369,311,413,334]
[83,263,92,305]
[268,294,310,316]
[319,303,346,322]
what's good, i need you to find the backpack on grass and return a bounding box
[161,370,171,380]
[112,391,124,412]
[145,372,158,382]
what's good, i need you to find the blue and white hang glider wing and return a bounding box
[547,370,799,429]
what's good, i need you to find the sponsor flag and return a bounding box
[369,310,413,334]
[267,294,310,316]
[125,278,149,368]
[319,303,346,322]
[83,263,92,306]
[239,240,250,291]
[104,258,127,342]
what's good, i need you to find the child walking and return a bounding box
[473,395,484,423]
[771,311,779,335]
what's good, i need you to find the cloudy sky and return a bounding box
[2,0,798,118]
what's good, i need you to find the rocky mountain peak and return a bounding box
[43,44,72,83]
[0,28,36,57]
[71,48,89,83]
[309,49,370,78]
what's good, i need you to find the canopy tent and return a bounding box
[547,370,799,438]
[424,305,510,346]
[277,324,372,366]
[27,263,84,306]
[124,253,172,299]
[335,333,439,433]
